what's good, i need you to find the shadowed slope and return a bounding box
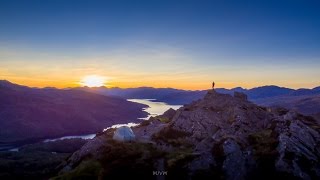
[0,80,147,144]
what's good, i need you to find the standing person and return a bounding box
[212,81,215,89]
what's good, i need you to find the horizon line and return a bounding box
[1,79,319,91]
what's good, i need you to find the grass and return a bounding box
[165,148,194,168]
[52,160,102,180]
[246,129,283,179]
[152,126,192,147]
[0,138,88,180]
[98,140,163,179]
[157,117,171,123]
[52,140,165,179]
[152,126,191,140]
[0,151,70,180]
[248,129,279,157]
[139,119,151,126]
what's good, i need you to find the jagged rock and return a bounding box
[275,114,320,179]
[59,90,320,180]
[189,151,215,172]
[171,90,272,143]
[166,91,320,179]
[222,139,247,180]
[64,134,110,169]
[234,92,248,100]
[162,108,176,120]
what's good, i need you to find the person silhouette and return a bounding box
[212,81,215,89]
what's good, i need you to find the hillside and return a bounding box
[254,95,320,115]
[57,90,320,179]
[0,80,147,144]
[74,86,207,105]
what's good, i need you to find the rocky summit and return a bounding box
[56,90,320,180]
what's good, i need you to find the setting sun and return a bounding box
[80,75,106,87]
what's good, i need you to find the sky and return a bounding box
[0,0,319,90]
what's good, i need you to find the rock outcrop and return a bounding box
[58,90,320,179]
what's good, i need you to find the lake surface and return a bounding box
[102,99,182,130]
[127,99,182,120]
[46,99,182,140]
[5,99,182,151]
[43,134,97,143]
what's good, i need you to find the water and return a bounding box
[127,99,182,120]
[45,99,182,139]
[43,134,96,143]
[5,99,182,151]
[8,148,19,152]
[103,99,182,130]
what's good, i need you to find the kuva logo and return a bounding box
[153,171,168,176]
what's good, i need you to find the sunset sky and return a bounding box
[0,0,319,90]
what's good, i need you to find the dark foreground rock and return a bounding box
[56,90,320,180]
[0,138,87,180]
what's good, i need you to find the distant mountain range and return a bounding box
[0,80,147,145]
[75,85,320,117]
[1,80,319,144]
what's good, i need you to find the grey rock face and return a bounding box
[65,134,108,169]
[62,90,320,179]
[275,111,320,179]
[234,91,248,101]
[165,91,320,179]
[162,108,176,120]
[222,139,247,180]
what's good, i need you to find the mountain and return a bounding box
[74,86,206,105]
[75,85,299,102]
[254,95,320,115]
[0,80,147,145]
[57,90,320,179]
[75,85,320,116]
[245,85,294,99]
[313,86,320,91]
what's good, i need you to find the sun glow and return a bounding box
[80,75,106,87]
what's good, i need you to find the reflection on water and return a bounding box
[43,134,96,143]
[1,145,17,151]
[128,99,182,120]
[103,99,182,131]
[8,148,19,152]
[5,99,182,150]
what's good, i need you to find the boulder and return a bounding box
[234,92,248,100]
[162,108,176,120]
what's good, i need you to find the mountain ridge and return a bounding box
[0,80,148,145]
[73,84,320,117]
[2,80,319,117]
